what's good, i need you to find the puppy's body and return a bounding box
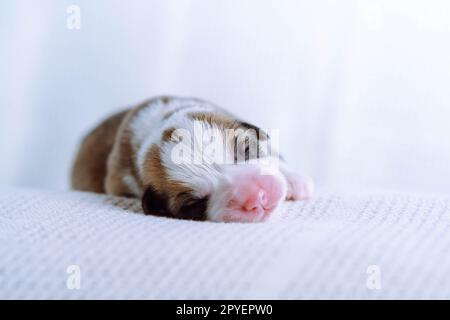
[72,109,128,194]
[71,96,313,222]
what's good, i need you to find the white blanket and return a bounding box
[1,187,450,299]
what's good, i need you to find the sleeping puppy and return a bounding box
[71,96,313,222]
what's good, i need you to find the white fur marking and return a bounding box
[122,174,143,197]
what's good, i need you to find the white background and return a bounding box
[1,0,450,194]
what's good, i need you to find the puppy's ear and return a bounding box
[141,186,169,216]
[240,121,270,140]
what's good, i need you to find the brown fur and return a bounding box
[71,99,152,196]
[104,106,143,196]
[161,127,177,142]
[189,111,239,130]
[71,110,129,193]
[140,144,193,213]
[71,98,193,206]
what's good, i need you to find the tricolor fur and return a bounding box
[71,96,313,222]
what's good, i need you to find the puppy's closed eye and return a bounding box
[176,193,209,221]
[142,186,168,216]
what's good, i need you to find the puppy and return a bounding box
[71,96,313,222]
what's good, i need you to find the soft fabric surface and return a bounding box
[1,187,450,299]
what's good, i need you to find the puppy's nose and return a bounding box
[221,172,285,222]
[242,189,268,213]
[235,174,283,212]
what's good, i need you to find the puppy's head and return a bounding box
[141,112,287,222]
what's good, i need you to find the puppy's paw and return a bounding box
[285,173,314,201]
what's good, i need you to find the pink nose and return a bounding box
[233,174,284,214]
[243,189,269,212]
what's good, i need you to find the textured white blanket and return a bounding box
[1,187,450,299]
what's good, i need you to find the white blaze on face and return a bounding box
[161,119,227,198]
